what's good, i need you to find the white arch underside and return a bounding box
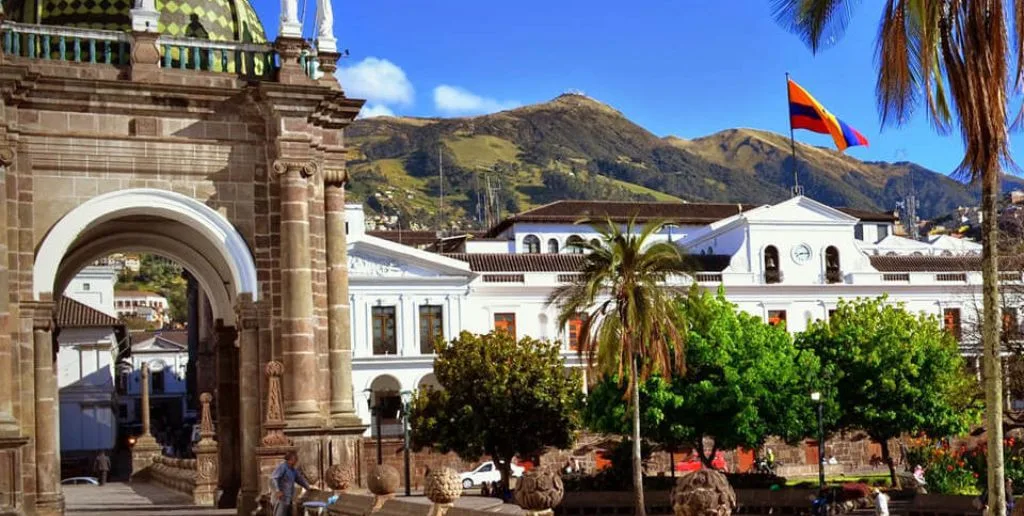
[34,189,258,310]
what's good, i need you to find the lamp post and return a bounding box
[811,391,825,489]
[400,390,413,497]
[363,388,383,465]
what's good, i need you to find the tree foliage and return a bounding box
[797,296,982,484]
[116,254,187,326]
[409,331,583,488]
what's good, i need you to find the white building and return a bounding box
[56,267,126,462]
[345,197,993,437]
[119,331,189,437]
[114,290,170,326]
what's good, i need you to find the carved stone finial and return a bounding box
[260,360,291,447]
[198,392,215,440]
[272,159,317,178]
[424,467,462,505]
[368,465,400,512]
[670,469,736,516]
[325,464,353,491]
[515,469,565,515]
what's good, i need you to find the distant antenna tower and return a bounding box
[437,146,445,237]
[894,148,921,240]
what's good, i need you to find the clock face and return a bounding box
[792,244,813,264]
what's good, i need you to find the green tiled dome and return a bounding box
[25,0,267,42]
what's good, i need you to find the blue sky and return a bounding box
[252,0,1015,174]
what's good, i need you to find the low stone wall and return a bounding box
[323,493,509,516]
[149,456,197,498]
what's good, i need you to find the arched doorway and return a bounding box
[35,189,259,509]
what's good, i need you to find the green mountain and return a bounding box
[345,93,1003,230]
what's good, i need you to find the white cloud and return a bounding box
[433,85,519,115]
[358,104,396,119]
[338,57,414,106]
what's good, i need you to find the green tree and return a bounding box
[774,2,1018,511]
[796,296,982,486]
[587,287,820,469]
[549,218,687,516]
[409,331,582,490]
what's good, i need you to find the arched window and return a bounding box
[764,246,781,284]
[547,239,559,254]
[523,235,541,254]
[566,235,585,254]
[590,238,601,249]
[825,246,841,284]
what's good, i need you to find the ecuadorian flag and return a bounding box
[788,79,868,152]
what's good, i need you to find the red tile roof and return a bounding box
[56,296,122,328]
[869,255,1024,272]
[443,253,731,273]
[484,201,760,237]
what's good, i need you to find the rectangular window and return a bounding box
[494,313,517,339]
[419,305,444,354]
[877,224,890,241]
[854,225,864,241]
[944,308,962,341]
[83,283,91,291]
[767,310,787,327]
[1005,308,1019,339]
[372,306,397,355]
[567,315,588,351]
[152,369,165,394]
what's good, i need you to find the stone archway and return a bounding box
[35,189,261,510]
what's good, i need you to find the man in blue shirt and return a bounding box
[270,451,311,516]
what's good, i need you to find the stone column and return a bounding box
[0,145,15,436]
[192,393,218,506]
[236,296,260,515]
[131,362,161,480]
[214,322,239,509]
[30,302,62,515]
[324,168,358,426]
[274,160,319,426]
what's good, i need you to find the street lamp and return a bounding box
[400,390,414,497]
[811,391,825,489]
[363,388,383,465]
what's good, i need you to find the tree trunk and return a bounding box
[982,163,1007,516]
[670,451,675,479]
[497,459,511,496]
[879,438,900,489]
[631,355,646,516]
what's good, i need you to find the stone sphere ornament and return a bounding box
[515,469,565,514]
[367,465,400,496]
[325,463,353,491]
[671,469,737,516]
[424,467,463,505]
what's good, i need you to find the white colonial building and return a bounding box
[346,197,996,436]
[114,290,171,326]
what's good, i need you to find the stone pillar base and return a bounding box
[34,492,64,516]
[236,488,259,516]
[129,31,161,82]
[131,436,161,482]
[255,445,295,502]
[427,502,454,516]
[0,436,28,513]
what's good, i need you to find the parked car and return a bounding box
[459,461,525,489]
[61,477,99,485]
[675,452,727,473]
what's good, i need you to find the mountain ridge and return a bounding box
[345,93,1003,231]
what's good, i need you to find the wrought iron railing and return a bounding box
[0,21,130,64]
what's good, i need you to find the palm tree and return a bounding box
[549,218,687,516]
[773,1,1016,513]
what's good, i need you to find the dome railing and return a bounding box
[0,21,130,65]
[156,35,280,80]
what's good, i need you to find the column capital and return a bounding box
[24,301,55,332]
[323,167,347,187]
[0,144,14,167]
[235,296,259,330]
[272,159,318,178]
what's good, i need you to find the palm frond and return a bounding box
[772,0,862,53]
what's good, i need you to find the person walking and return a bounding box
[93,451,110,486]
[270,451,311,516]
[873,488,889,516]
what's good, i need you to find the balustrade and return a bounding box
[156,36,279,79]
[0,21,130,64]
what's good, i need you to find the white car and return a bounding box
[61,477,99,485]
[459,461,525,489]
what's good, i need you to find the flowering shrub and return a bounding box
[907,436,1024,495]
[918,444,978,495]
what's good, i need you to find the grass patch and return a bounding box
[610,178,683,202]
[445,135,522,170]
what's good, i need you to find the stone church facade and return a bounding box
[0,0,364,513]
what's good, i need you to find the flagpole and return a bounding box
[786,72,800,196]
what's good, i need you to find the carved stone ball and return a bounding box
[424,467,462,504]
[265,361,284,377]
[670,469,737,516]
[515,469,565,511]
[367,465,400,496]
[325,464,353,491]
[199,392,213,404]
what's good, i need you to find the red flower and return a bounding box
[974,473,980,478]
[947,465,954,472]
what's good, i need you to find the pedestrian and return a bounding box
[270,451,311,516]
[976,478,1014,515]
[873,488,889,516]
[93,451,110,486]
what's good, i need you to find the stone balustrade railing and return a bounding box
[149,455,198,496]
[0,21,130,65]
[156,35,279,79]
